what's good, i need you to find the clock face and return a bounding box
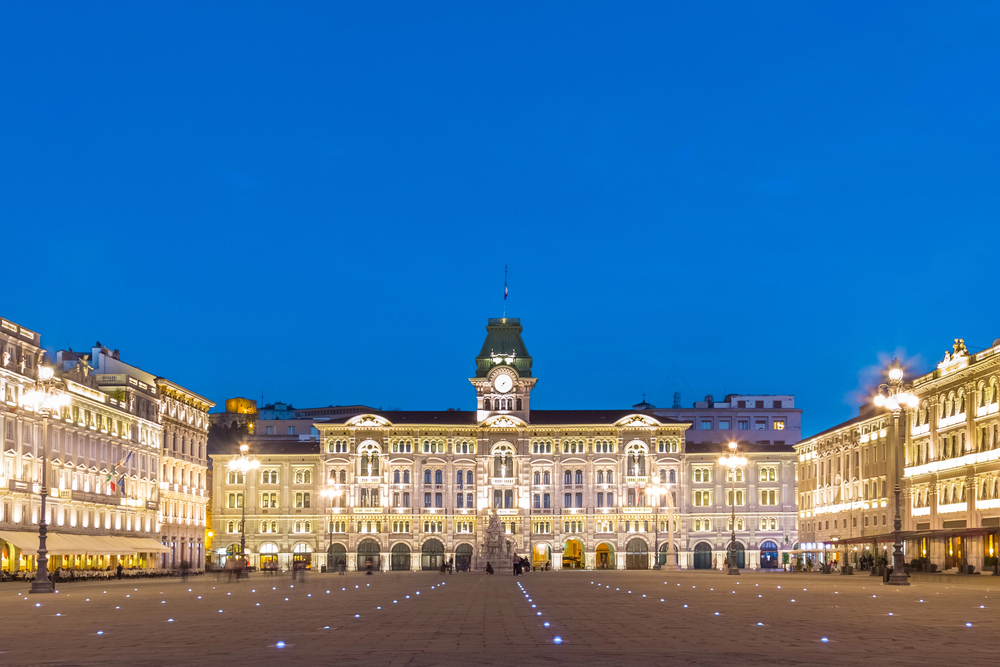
[493,374,513,394]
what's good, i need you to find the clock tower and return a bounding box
[471,317,537,422]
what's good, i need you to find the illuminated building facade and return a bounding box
[903,338,1000,572]
[793,404,895,564]
[211,317,798,571]
[0,319,168,572]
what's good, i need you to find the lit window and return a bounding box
[773,419,785,431]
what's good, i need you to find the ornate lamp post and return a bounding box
[227,443,259,579]
[650,481,677,570]
[21,366,70,594]
[719,441,746,575]
[873,360,918,586]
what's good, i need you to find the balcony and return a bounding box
[625,476,648,485]
[491,477,515,486]
[357,476,381,484]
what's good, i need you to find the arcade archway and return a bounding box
[390,543,411,571]
[596,542,616,570]
[625,537,648,570]
[563,539,584,569]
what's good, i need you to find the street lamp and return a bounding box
[650,481,677,570]
[719,441,747,575]
[227,442,259,579]
[873,359,918,586]
[20,366,70,594]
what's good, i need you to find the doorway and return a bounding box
[625,537,648,570]
[693,542,713,570]
[596,543,616,570]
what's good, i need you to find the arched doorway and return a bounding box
[693,542,713,570]
[390,543,411,571]
[728,542,745,569]
[596,542,616,570]
[357,538,381,572]
[455,543,473,572]
[421,538,444,571]
[562,539,584,569]
[759,541,778,569]
[658,543,676,567]
[626,537,648,570]
[533,544,551,570]
[260,542,279,571]
[292,543,313,569]
[327,542,346,571]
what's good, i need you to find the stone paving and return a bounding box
[0,569,997,666]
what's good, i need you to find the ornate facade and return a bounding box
[903,338,1000,571]
[212,317,798,571]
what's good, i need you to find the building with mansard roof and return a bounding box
[211,317,799,572]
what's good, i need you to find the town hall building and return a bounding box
[211,318,798,571]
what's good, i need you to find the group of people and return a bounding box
[439,557,455,574]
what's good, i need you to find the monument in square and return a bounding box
[481,508,513,573]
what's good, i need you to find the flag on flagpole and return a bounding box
[504,265,508,301]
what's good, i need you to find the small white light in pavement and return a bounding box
[162,601,166,604]
[821,638,829,643]
[56,614,61,617]
[97,631,104,635]
[537,612,541,616]
[355,615,360,618]
[285,598,289,601]
[684,605,688,608]
[406,595,410,599]
[342,588,346,591]
[544,622,550,627]
[277,641,286,648]
[168,619,173,622]
[714,612,719,616]
[554,637,562,644]
[660,599,664,602]
[198,596,202,599]
[355,586,359,589]
[642,595,646,598]
[889,613,893,616]
[126,595,130,598]
[966,623,973,627]
[327,591,330,594]
[791,600,795,603]
[86,599,90,601]
[308,594,312,597]
[256,603,260,606]
[324,626,330,629]
[189,589,192,592]
[35,603,40,607]
[981,605,985,609]
[115,606,120,609]
[219,610,223,613]
[417,592,420,595]
[377,607,381,610]
[532,604,536,608]
[393,600,398,604]
[758,623,763,626]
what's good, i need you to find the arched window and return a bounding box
[339,470,346,484]
[597,492,604,507]
[424,470,431,484]
[597,470,604,484]
[457,471,463,485]
[466,470,473,485]
[435,470,443,485]
[435,492,442,508]
[607,470,614,484]
[543,471,551,485]
[533,472,540,485]
[575,470,583,485]
[575,492,583,507]
[659,470,666,483]
[607,491,614,506]
[393,492,400,506]
[564,471,572,485]
[484,398,491,410]
[403,470,410,484]
[393,470,400,483]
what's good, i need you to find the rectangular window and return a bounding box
[494,490,502,508]
[760,489,778,506]
[597,492,604,507]
[564,493,572,508]
[543,493,551,509]
[457,494,464,508]
[719,420,730,430]
[738,400,746,408]
[575,492,583,508]
[773,419,785,430]
[265,426,274,435]
[435,493,443,508]
[738,419,749,430]
[288,426,296,435]
[755,419,767,430]
[424,492,432,508]
[700,420,712,430]
[773,400,782,408]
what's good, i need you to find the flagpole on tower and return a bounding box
[503,265,508,320]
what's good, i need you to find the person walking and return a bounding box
[486,561,494,575]
[339,558,346,575]
[116,564,124,580]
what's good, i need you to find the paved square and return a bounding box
[0,570,997,665]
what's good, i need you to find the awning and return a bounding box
[0,531,168,555]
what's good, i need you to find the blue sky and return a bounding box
[1,2,998,435]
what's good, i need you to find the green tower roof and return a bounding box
[475,318,532,378]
